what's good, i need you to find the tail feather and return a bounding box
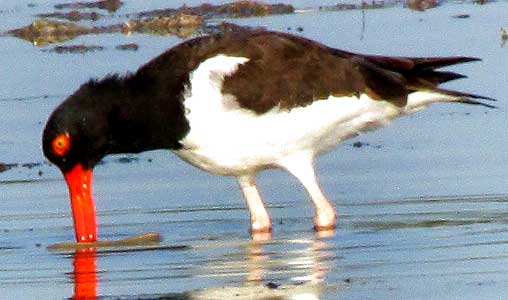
[434,88,497,108]
[359,54,494,108]
[455,99,497,108]
[434,87,496,101]
[405,90,496,114]
[413,71,467,85]
[332,47,494,108]
[356,55,480,71]
[409,56,481,70]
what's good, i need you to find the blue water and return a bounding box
[1,1,508,299]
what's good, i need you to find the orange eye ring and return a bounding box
[52,133,71,157]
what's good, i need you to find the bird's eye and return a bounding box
[52,133,71,157]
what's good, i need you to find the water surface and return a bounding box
[1,1,508,299]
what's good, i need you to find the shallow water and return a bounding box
[1,1,508,299]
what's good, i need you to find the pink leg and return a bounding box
[281,155,337,231]
[237,175,272,233]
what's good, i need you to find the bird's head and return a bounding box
[42,79,118,243]
[42,67,189,243]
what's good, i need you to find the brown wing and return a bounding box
[219,31,494,113]
[221,31,368,113]
[136,30,494,114]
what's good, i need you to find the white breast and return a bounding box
[175,55,449,176]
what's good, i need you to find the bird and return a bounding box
[42,30,494,243]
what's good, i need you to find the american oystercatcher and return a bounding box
[42,30,494,243]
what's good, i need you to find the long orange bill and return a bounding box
[63,164,98,243]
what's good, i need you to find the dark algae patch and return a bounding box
[11,0,476,46]
[210,1,294,17]
[7,19,92,46]
[405,0,439,11]
[21,162,42,169]
[44,44,105,54]
[116,156,139,163]
[54,0,123,13]
[7,15,203,45]
[317,1,391,12]
[132,1,294,19]
[121,14,204,38]
[0,163,17,173]
[7,14,206,45]
[37,10,103,22]
[5,1,294,46]
[115,43,139,51]
[7,0,486,47]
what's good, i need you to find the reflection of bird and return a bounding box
[42,30,494,243]
[68,236,327,300]
[180,238,326,300]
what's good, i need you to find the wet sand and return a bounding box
[1,1,508,299]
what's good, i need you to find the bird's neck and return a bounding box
[106,73,190,154]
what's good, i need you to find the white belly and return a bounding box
[176,93,405,175]
[174,54,447,176]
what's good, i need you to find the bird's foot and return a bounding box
[313,210,337,232]
[250,219,272,233]
[250,218,272,241]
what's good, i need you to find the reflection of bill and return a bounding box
[72,248,97,300]
[64,233,161,300]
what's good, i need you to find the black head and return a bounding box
[42,77,122,172]
[43,70,190,173]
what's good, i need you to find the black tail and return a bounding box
[334,49,496,108]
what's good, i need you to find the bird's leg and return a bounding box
[237,175,272,234]
[305,178,337,231]
[281,155,337,231]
